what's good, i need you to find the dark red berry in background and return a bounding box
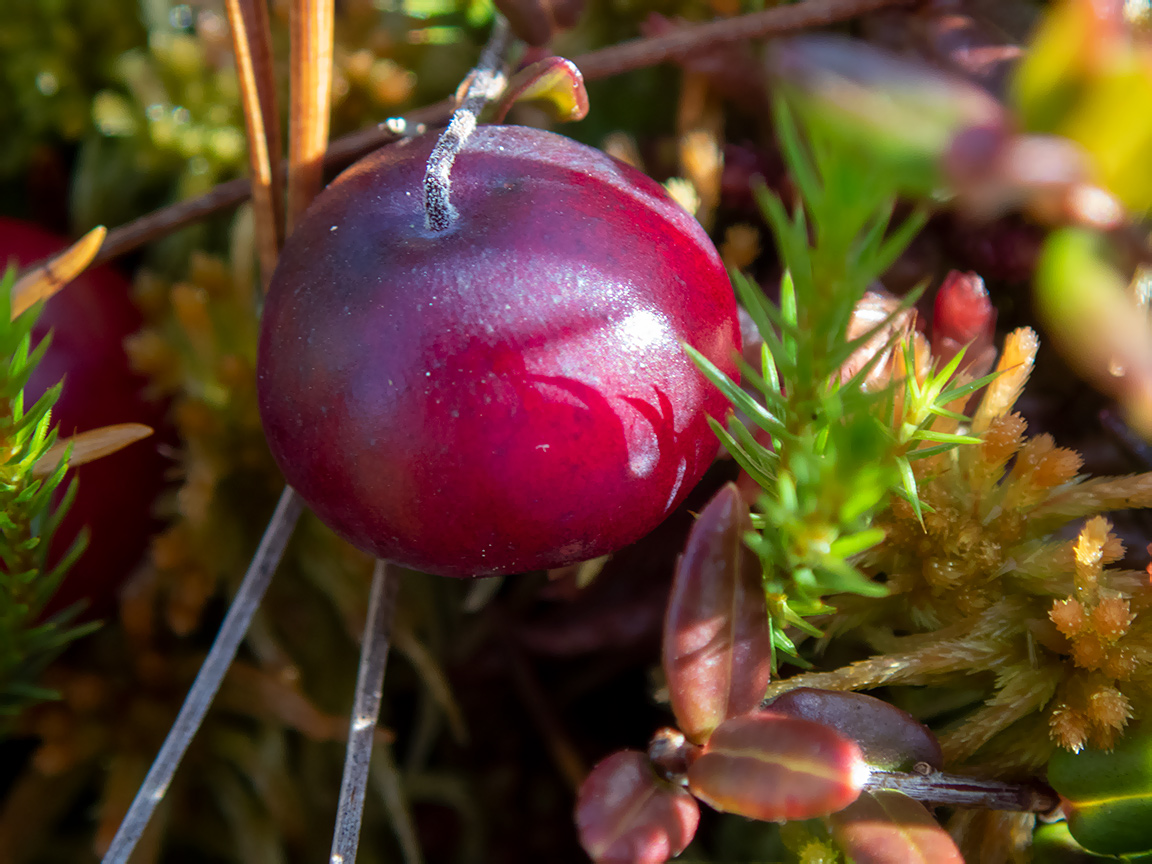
[0,218,167,617]
[258,125,739,577]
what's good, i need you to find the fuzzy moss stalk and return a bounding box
[0,267,95,730]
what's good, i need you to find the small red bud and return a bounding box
[932,270,996,369]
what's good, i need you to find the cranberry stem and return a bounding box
[864,767,1059,812]
[422,17,513,232]
[100,487,304,864]
[329,559,402,863]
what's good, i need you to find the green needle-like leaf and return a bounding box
[0,267,94,732]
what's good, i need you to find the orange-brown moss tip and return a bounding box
[1074,516,1113,593]
[1088,685,1132,733]
[1071,633,1109,671]
[1004,434,1084,509]
[1035,445,1084,488]
[1104,534,1127,564]
[1092,596,1135,642]
[1050,704,1090,752]
[1051,598,1087,637]
[972,327,1039,433]
[1103,648,1139,680]
[977,412,1027,473]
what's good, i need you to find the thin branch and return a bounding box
[224,0,285,285]
[288,0,336,232]
[864,768,1060,813]
[330,559,402,864]
[89,0,910,267]
[89,96,455,269]
[91,176,252,267]
[99,487,303,864]
[575,0,912,80]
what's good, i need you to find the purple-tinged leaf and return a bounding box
[686,712,867,822]
[766,688,943,771]
[663,483,772,743]
[829,790,963,864]
[576,750,700,864]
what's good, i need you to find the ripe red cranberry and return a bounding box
[258,125,739,577]
[0,218,167,616]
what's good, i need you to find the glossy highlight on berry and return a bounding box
[257,125,740,577]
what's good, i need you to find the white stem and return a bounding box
[101,486,304,864]
[422,16,512,232]
[329,559,402,863]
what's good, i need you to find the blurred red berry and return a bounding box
[1,217,167,617]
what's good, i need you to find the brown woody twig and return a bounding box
[865,767,1060,813]
[574,0,911,80]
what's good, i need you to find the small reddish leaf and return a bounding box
[766,688,943,771]
[663,483,772,743]
[686,712,867,822]
[829,790,963,864]
[576,750,700,864]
